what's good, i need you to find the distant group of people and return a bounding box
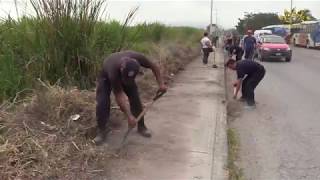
[200,30,266,109]
[225,29,257,61]
[224,30,265,109]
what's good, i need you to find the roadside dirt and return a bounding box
[225,63,244,180]
[0,44,199,179]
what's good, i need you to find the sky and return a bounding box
[0,0,319,29]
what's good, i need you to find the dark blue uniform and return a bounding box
[236,60,265,105]
[96,51,152,131]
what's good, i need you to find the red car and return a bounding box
[257,35,292,62]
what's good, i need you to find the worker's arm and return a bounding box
[254,38,257,49]
[233,79,242,99]
[234,68,245,99]
[110,78,137,128]
[114,90,137,128]
[135,54,167,92]
[149,62,166,89]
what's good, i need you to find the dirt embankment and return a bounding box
[0,43,199,179]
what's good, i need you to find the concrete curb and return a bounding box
[210,49,228,180]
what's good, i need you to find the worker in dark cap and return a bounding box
[94,50,167,145]
[225,58,265,109]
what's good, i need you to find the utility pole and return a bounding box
[210,0,213,34]
[210,0,218,68]
[290,0,293,28]
[216,8,218,28]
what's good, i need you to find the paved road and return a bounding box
[231,47,320,180]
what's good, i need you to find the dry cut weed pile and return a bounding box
[0,83,112,179]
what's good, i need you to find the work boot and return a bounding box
[93,128,108,145]
[137,126,152,138]
[245,101,256,110]
[239,97,246,102]
[244,104,256,110]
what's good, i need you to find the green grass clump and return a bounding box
[227,128,244,180]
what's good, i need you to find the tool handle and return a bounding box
[135,91,166,123]
[120,91,166,147]
[153,90,166,101]
[126,91,166,131]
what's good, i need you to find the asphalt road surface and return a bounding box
[231,47,320,180]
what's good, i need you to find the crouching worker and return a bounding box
[225,59,265,108]
[94,50,167,145]
[229,41,244,61]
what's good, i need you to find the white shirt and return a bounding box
[201,36,212,48]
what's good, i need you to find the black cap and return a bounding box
[121,58,140,83]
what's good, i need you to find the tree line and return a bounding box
[236,8,317,34]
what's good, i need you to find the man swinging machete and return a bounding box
[94,50,167,145]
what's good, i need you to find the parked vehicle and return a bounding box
[257,35,292,62]
[292,20,320,48]
[254,29,272,42]
[262,25,290,37]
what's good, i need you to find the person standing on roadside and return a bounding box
[243,30,257,60]
[94,50,167,145]
[212,36,219,47]
[225,58,266,108]
[200,32,214,65]
[224,33,233,53]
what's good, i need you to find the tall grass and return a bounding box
[0,0,202,102]
[29,0,107,88]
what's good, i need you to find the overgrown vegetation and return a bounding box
[0,0,202,102]
[0,41,198,178]
[0,0,202,178]
[227,128,244,180]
